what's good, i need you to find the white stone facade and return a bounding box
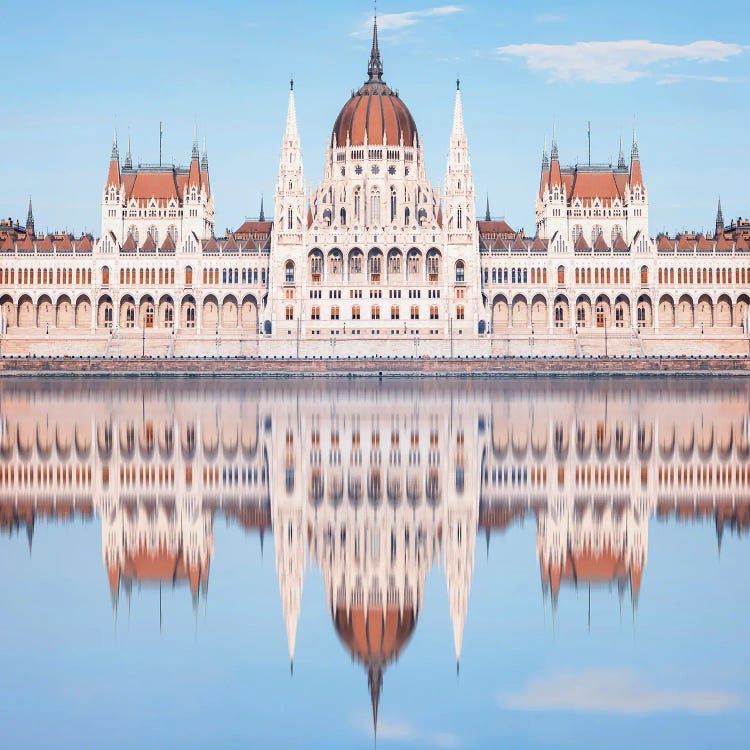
[1,23,750,358]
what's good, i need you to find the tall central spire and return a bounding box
[367,15,383,82]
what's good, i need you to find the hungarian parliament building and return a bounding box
[1,379,747,728]
[2,21,750,358]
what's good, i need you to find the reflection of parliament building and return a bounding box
[1,380,749,727]
[2,19,750,358]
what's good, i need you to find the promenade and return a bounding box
[0,355,749,377]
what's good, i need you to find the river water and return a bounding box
[0,377,748,749]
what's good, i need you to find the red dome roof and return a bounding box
[332,83,418,148]
[331,19,418,148]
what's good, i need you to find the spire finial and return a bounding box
[618,134,626,169]
[290,76,294,91]
[367,11,384,82]
[111,127,119,160]
[485,194,491,222]
[551,123,558,161]
[26,196,34,235]
[456,76,460,91]
[542,135,549,170]
[631,123,639,161]
[716,197,724,235]
[192,125,199,159]
[201,136,208,170]
[259,194,265,222]
[124,129,132,170]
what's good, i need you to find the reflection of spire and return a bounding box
[368,666,383,742]
[26,518,34,555]
[716,517,724,556]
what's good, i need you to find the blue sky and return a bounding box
[2,0,748,237]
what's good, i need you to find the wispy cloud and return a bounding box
[353,714,461,747]
[497,40,743,83]
[657,73,731,85]
[353,6,464,37]
[500,669,741,715]
[533,13,562,24]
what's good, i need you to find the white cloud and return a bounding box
[500,669,741,715]
[497,40,743,83]
[353,714,461,747]
[353,6,464,37]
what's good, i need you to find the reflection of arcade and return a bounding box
[1,380,749,731]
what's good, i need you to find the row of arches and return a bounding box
[490,292,750,331]
[0,293,259,331]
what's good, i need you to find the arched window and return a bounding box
[340,208,347,226]
[641,265,648,285]
[168,225,178,243]
[455,260,465,283]
[571,225,583,243]
[185,266,193,285]
[591,225,603,245]
[354,189,361,221]
[287,207,293,230]
[127,225,139,245]
[611,225,623,244]
[390,189,397,223]
[148,225,158,245]
[404,207,410,225]
[285,260,295,284]
[370,189,380,224]
[101,266,110,286]
[457,205,463,229]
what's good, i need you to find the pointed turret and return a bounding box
[541,136,549,171]
[630,128,643,188]
[451,78,465,138]
[485,195,491,222]
[25,197,34,236]
[549,128,561,189]
[276,77,306,240]
[367,15,384,82]
[188,129,201,190]
[618,136,626,169]
[444,79,475,235]
[259,195,265,222]
[107,129,121,189]
[715,198,724,236]
[285,79,299,143]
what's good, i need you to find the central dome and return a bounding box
[331,20,418,148]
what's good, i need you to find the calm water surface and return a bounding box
[0,377,748,749]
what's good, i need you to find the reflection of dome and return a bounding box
[331,20,418,148]
[334,604,416,665]
[334,604,417,738]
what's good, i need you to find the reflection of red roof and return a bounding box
[111,547,208,594]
